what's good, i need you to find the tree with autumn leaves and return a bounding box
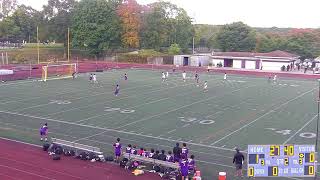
[117,0,141,48]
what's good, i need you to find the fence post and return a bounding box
[1,52,4,65]
[5,52,8,64]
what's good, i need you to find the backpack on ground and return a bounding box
[120,158,128,168]
[43,143,50,151]
[52,154,61,160]
[105,156,114,162]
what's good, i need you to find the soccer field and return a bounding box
[0,69,318,180]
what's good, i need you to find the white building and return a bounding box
[174,55,210,67]
[211,50,299,71]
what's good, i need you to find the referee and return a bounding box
[233,148,245,177]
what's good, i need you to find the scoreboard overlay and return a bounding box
[247,145,316,177]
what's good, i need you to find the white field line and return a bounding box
[211,88,315,146]
[0,110,236,152]
[74,79,224,124]
[283,114,317,144]
[13,77,163,111]
[115,85,256,130]
[44,77,220,117]
[0,80,34,87]
[0,75,160,105]
[205,111,223,118]
[0,164,55,180]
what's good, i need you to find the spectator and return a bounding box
[113,138,122,162]
[131,145,137,155]
[287,65,290,71]
[158,150,166,161]
[143,148,149,157]
[152,150,160,159]
[126,144,132,154]
[173,143,181,162]
[181,143,189,159]
[233,148,245,177]
[166,151,174,162]
[148,149,155,158]
[138,147,144,156]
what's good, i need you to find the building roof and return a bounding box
[212,50,299,58]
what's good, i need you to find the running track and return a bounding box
[0,138,161,180]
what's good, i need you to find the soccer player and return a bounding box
[138,147,144,156]
[181,143,189,159]
[203,81,208,92]
[89,74,93,82]
[92,74,97,83]
[114,84,120,96]
[224,72,227,80]
[72,72,76,79]
[173,143,182,162]
[182,71,187,82]
[195,72,199,86]
[131,145,137,155]
[162,72,166,82]
[188,155,196,174]
[273,74,277,83]
[233,148,245,177]
[126,144,132,154]
[113,138,122,162]
[158,150,167,161]
[268,76,271,83]
[166,71,169,79]
[179,156,189,180]
[148,149,155,158]
[166,151,174,162]
[39,123,48,141]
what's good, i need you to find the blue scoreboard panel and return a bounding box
[247,145,316,177]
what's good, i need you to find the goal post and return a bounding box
[41,63,77,81]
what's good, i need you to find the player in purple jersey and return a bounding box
[166,151,174,162]
[114,84,120,96]
[131,145,137,155]
[126,144,132,154]
[179,156,189,180]
[113,138,122,162]
[181,143,189,159]
[124,73,128,80]
[188,155,196,173]
[39,123,48,141]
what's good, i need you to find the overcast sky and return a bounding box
[18,0,319,28]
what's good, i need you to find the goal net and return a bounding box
[41,63,76,81]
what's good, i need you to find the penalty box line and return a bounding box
[0,110,236,152]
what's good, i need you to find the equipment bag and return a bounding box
[52,154,61,160]
[43,143,50,151]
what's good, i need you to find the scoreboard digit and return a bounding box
[248,145,316,177]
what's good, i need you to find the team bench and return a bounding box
[123,153,180,170]
[51,138,103,156]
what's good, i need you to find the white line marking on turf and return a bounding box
[116,85,256,129]
[167,129,177,134]
[205,111,222,118]
[0,110,237,152]
[182,124,190,128]
[283,114,317,144]
[45,75,223,117]
[210,88,315,146]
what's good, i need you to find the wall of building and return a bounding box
[190,56,210,67]
[173,56,184,66]
[212,59,223,67]
[233,60,242,68]
[262,61,291,71]
[245,60,256,69]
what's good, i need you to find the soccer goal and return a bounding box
[41,63,77,81]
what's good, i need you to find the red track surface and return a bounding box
[0,138,162,180]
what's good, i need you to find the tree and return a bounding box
[168,43,181,55]
[117,0,141,48]
[0,0,17,19]
[216,22,256,52]
[72,0,122,58]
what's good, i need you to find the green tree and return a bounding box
[71,0,122,58]
[168,43,181,54]
[216,22,256,52]
[0,0,17,19]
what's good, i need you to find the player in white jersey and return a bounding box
[224,73,227,80]
[162,72,166,82]
[182,71,186,82]
[92,74,97,83]
[166,71,169,79]
[273,74,277,83]
[203,81,208,92]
